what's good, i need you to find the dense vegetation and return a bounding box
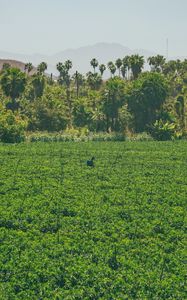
[0,141,186,299]
[0,55,187,142]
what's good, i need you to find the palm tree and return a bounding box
[24,62,33,75]
[64,60,73,72]
[1,68,26,110]
[99,64,106,77]
[121,65,127,79]
[162,60,178,75]
[148,55,166,72]
[102,77,125,131]
[123,56,131,79]
[56,62,69,84]
[31,73,45,98]
[147,56,155,72]
[86,72,102,90]
[37,62,47,75]
[129,55,144,79]
[56,62,64,74]
[90,58,98,73]
[73,71,84,98]
[115,58,122,76]
[56,62,65,85]
[154,55,166,73]
[107,62,116,77]
[56,60,73,126]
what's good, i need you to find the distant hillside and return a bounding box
[1,43,186,77]
[0,43,157,76]
[0,59,36,75]
[0,59,25,71]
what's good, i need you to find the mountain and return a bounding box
[0,59,37,74]
[0,43,157,76]
[0,59,26,72]
[1,43,185,76]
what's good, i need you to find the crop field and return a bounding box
[0,141,186,299]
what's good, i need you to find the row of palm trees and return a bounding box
[23,54,149,85]
[89,55,145,79]
[23,55,187,85]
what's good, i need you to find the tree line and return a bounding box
[0,54,187,141]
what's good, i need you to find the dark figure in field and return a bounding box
[87,157,95,167]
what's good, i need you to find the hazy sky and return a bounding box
[0,0,187,56]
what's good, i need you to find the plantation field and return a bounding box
[0,141,186,299]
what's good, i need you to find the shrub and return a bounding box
[149,120,176,141]
[0,110,27,143]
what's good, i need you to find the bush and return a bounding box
[149,120,176,141]
[0,110,27,143]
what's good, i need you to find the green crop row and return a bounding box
[0,141,186,299]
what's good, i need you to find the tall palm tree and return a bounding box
[37,62,47,75]
[99,64,106,77]
[162,60,178,75]
[107,62,116,77]
[56,62,64,74]
[56,62,65,85]
[129,55,144,79]
[154,55,166,73]
[115,58,122,76]
[1,68,26,110]
[123,56,131,79]
[86,72,102,90]
[147,56,155,72]
[121,65,127,79]
[148,55,166,72]
[90,58,99,73]
[73,71,84,98]
[64,60,73,72]
[102,77,125,131]
[24,62,33,75]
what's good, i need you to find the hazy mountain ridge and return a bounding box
[0,43,156,75]
[0,59,37,75]
[0,43,186,76]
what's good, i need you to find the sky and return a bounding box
[0,0,187,57]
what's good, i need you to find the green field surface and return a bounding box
[0,141,186,299]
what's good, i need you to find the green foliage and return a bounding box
[73,97,92,127]
[149,119,176,141]
[0,141,186,298]
[31,74,45,98]
[0,109,27,143]
[102,77,126,131]
[37,62,48,75]
[1,68,26,110]
[129,54,144,79]
[86,72,102,90]
[175,95,185,130]
[90,58,99,73]
[27,131,126,142]
[126,132,153,141]
[148,55,166,73]
[128,72,168,132]
[24,62,33,74]
[0,54,187,137]
[27,96,68,132]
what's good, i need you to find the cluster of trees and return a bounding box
[0,54,187,141]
